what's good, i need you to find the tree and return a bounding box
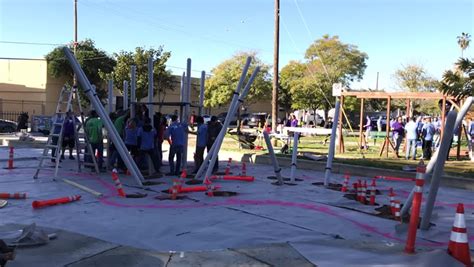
[394,64,438,92]
[457,32,471,58]
[287,35,368,122]
[204,52,272,108]
[439,58,474,100]
[46,39,116,104]
[279,61,305,114]
[111,46,173,103]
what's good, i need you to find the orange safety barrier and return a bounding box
[0,193,27,199]
[111,168,126,197]
[447,203,472,266]
[32,195,81,209]
[209,175,254,182]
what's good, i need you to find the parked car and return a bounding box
[217,112,250,126]
[248,113,269,128]
[0,119,17,133]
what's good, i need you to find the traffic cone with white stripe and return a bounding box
[389,188,396,215]
[357,180,362,202]
[369,179,376,205]
[225,158,232,175]
[393,200,401,221]
[447,203,472,266]
[170,179,181,200]
[360,180,367,204]
[341,173,350,193]
[111,168,126,197]
[0,193,26,199]
[7,146,14,169]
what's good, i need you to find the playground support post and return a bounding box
[324,100,341,187]
[147,57,154,128]
[194,57,252,180]
[130,65,136,118]
[62,47,145,187]
[107,79,113,114]
[123,80,128,111]
[199,71,205,116]
[182,58,192,169]
[420,110,457,230]
[359,98,364,149]
[290,132,299,182]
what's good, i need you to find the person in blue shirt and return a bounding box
[421,116,435,160]
[405,116,419,160]
[124,117,139,161]
[165,115,186,176]
[137,117,160,174]
[193,116,208,173]
[61,111,78,160]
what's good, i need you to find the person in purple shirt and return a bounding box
[290,114,298,127]
[61,111,77,160]
[137,117,160,174]
[391,116,405,157]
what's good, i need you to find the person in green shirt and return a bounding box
[108,110,128,171]
[85,110,104,169]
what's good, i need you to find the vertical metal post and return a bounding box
[147,58,154,128]
[290,132,299,182]
[338,95,344,153]
[107,79,113,114]
[324,100,341,187]
[180,72,185,123]
[420,110,457,230]
[130,65,136,118]
[123,80,128,111]
[272,0,280,133]
[182,58,191,169]
[199,71,205,116]
[359,98,364,149]
[62,47,144,186]
[386,96,391,157]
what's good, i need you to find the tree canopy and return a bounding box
[204,52,272,108]
[394,64,438,92]
[45,39,116,103]
[111,46,173,101]
[439,58,473,100]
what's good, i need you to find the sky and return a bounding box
[0,0,473,91]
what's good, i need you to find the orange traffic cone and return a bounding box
[0,193,26,199]
[357,180,362,202]
[447,203,472,266]
[389,188,396,215]
[393,200,401,221]
[241,162,247,176]
[360,180,367,204]
[369,179,376,205]
[170,179,181,200]
[7,146,14,169]
[32,195,81,209]
[225,158,232,175]
[111,168,126,197]
[341,173,350,192]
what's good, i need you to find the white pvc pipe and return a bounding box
[263,131,284,185]
[324,100,341,187]
[123,80,128,110]
[130,65,136,118]
[290,132,299,182]
[199,71,205,116]
[147,57,154,128]
[107,79,113,114]
[62,178,103,198]
[194,58,252,180]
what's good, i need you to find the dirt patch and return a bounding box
[207,191,238,197]
[267,176,303,182]
[312,182,343,191]
[142,181,165,186]
[185,179,203,185]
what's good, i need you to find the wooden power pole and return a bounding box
[73,0,78,86]
[272,0,280,133]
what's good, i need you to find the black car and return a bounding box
[0,119,18,133]
[248,113,269,128]
[217,112,249,126]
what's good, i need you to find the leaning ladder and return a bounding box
[33,86,98,179]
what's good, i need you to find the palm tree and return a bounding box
[440,58,474,100]
[457,32,471,58]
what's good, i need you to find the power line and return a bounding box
[0,40,67,46]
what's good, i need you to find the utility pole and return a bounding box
[73,0,78,86]
[272,0,280,133]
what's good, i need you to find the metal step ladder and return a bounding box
[33,86,99,179]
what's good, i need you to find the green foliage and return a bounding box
[279,61,305,112]
[439,58,474,100]
[394,64,438,92]
[45,39,116,104]
[457,32,471,57]
[281,35,368,114]
[111,46,173,101]
[204,52,272,108]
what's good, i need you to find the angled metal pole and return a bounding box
[263,131,284,185]
[201,67,260,182]
[194,57,252,180]
[199,71,205,116]
[63,47,144,186]
[420,110,457,230]
[130,65,137,118]
[182,58,192,169]
[324,100,341,187]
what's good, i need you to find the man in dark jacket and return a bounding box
[207,116,222,173]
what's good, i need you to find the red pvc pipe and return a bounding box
[178,186,208,193]
[32,195,81,209]
[0,192,26,199]
[375,175,415,182]
[210,175,254,182]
